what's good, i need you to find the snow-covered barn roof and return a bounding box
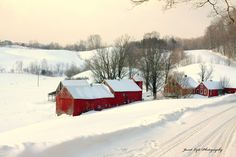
[61,80,90,87]
[104,79,142,92]
[203,81,222,90]
[182,77,198,88]
[66,84,114,99]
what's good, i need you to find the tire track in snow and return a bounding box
[183,115,236,157]
[147,103,236,157]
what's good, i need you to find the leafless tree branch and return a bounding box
[131,0,236,23]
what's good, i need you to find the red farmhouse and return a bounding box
[164,76,198,97]
[195,81,223,97]
[56,79,142,116]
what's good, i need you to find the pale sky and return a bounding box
[0,0,212,45]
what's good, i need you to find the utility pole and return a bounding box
[37,64,40,87]
[37,70,39,87]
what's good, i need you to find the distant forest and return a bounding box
[0,34,103,51]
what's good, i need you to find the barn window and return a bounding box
[200,89,203,94]
[204,89,207,95]
[210,90,212,96]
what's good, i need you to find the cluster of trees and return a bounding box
[8,59,83,78]
[181,11,236,62]
[87,32,184,99]
[86,35,138,82]
[0,34,103,51]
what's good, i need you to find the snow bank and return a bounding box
[0,93,235,157]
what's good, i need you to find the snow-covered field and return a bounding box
[0,73,63,132]
[0,46,85,72]
[0,47,236,157]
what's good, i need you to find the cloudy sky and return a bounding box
[0,0,212,45]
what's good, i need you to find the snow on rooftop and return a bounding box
[66,84,114,99]
[61,80,90,87]
[183,77,198,88]
[203,81,222,90]
[105,79,141,92]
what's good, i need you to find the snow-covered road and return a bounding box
[148,101,236,157]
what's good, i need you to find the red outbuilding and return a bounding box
[195,81,223,97]
[104,79,142,105]
[56,82,115,116]
[224,88,236,94]
[224,82,236,94]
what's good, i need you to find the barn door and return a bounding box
[218,89,223,95]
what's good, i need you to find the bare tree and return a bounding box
[139,32,168,99]
[64,63,81,78]
[148,48,165,99]
[86,48,118,82]
[15,61,23,73]
[113,34,131,79]
[163,53,173,84]
[87,34,102,50]
[131,0,236,23]
[140,49,151,92]
[198,63,214,82]
[41,59,48,71]
[126,42,141,78]
[220,76,230,88]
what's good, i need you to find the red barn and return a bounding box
[224,88,236,94]
[224,83,236,94]
[56,79,143,116]
[56,83,114,116]
[164,76,198,97]
[195,81,223,97]
[104,79,142,105]
[132,73,143,90]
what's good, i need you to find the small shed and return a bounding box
[104,79,142,105]
[132,74,143,90]
[56,84,114,116]
[195,81,223,97]
[224,83,236,94]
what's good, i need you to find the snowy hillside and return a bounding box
[176,50,236,87]
[184,50,236,67]
[0,46,85,72]
[0,48,236,157]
